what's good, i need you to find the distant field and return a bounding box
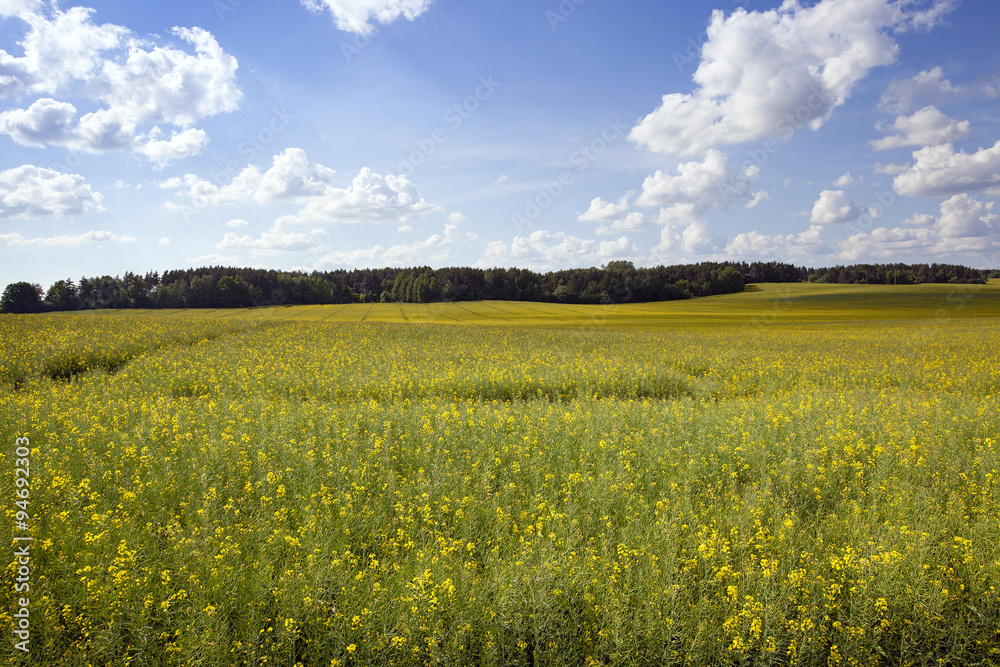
[73,281,1000,328]
[1,283,998,666]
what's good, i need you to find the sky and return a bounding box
[1,0,999,290]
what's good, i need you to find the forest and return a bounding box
[1,261,996,313]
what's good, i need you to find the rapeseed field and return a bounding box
[1,284,998,666]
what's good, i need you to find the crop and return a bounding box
[1,284,998,666]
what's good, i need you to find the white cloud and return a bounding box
[835,194,1000,261]
[158,237,170,246]
[893,140,1000,197]
[934,193,998,238]
[578,195,630,223]
[903,213,935,226]
[217,230,327,257]
[162,149,439,226]
[833,172,858,187]
[0,164,103,218]
[316,222,477,268]
[479,230,639,271]
[678,220,724,256]
[838,226,936,261]
[100,27,240,126]
[725,224,830,259]
[745,189,771,209]
[275,166,439,227]
[0,1,43,18]
[255,148,338,203]
[225,218,249,229]
[629,0,954,156]
[0,6,240,164]
[135,128,210,167]
[635,149,757,211]
[160,167,261,209]
[878,67,969,114]
[810,189,869,224]
[186,253,243,265]
[874,162,908,175]
[493,175,508,185]
[300,0,433,35]
[596,211,653,236]
[0,229,134,246]
[871,106,970,151]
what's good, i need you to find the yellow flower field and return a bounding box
[1,283,998,666]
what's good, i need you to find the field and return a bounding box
[1,282,999,666]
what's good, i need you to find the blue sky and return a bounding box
[1,0,999,289]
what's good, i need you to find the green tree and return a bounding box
[1,282,44,314]
[217,275,256,308]
[44,279,80,311]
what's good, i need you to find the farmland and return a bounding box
[1,283,999,666]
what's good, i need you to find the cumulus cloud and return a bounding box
[0,229,134,246]
[838,226,936,261]
[0,5,240,163]
[316,222,477,268]
[833,172,859,187]
[275,167,440,226]
[256,148,338,203]
[835,194,1000,261]
[162,149,439,226]
[810,190,869,224]
[677,220,724,256]
[871,106,970,150]
[596,211,654,236]
[479,230,639,272]
[160,167,261,209]
[300,0,433,35]
[635,149,758,211]
[629,0,954,156]
[578,195,631,223]
[0,164,103,218]
[934,193,999,238]
[878,67,969,114]
[903,212,936,226]
[745,190,771,209]
[186,253,243,265]
[217,229,327,257]
[893,140,1000,197]
[725,224,830,259]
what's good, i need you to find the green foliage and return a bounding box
[1,281,43,313]
[44,279,80,311]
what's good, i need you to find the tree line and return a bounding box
[2,261,996,314]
